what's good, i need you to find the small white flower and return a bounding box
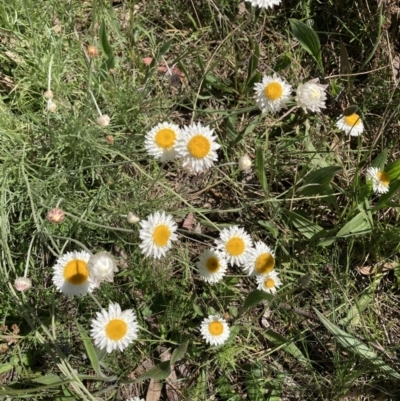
[175,122,220,173]
[243,241,275,276]
[256,270,282,294]
[245,0,282,9]
[215,226,253,266]
[139,211,178,258]
[127,212,140,224]
[295,78,328,113]
[14,277,32,292]
[200,315,230,346]
[87,251,118,284]
[254,74,292,113]
[52,250,98,296]
[238,155,252,171]
[90,302,139,353]
[196,249,228,284]
[97,115,110,127]
[335,113,364,136]
[47,99,57,112]
[127,398,145,401]
[366,167,390,194]
[144,122,181,162]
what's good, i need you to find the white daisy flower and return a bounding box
[175,122,220,173]
[90,302,139,353]
[196,249,228,284]
[295,78,328,113]
[200,315,230,346]
[215,226,253,266]
[87,251,118,284]
[256,270,282,294]
[139,211,178,259]
[127,398,144,401]
[245,0,282,9]
[366,167,390,194]
[335,113,364,136]
[144,122,181,162]
[243,241,275,276]
[254,74,292,113]
[52,250,98,296]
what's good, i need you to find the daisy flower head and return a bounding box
[87,251,118,284]
[90,302,139,353]
[295,78,328,113]
[144,122,181,162]
[335,113,364,136]
[254,74,292,113]
[139,211,178,259]
[175,122,220,173]
[215,226,253,266]
[52,250,98,296]
[243,241,275,276]
[196,249,228,284]
[200,315,230,346]
[366,167,390,194]
[127,398,144,401]
[245,0,282,9]
[256,270,282,294]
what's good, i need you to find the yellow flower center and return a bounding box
[225,237,245,256]
[344,113,361,127]
[153,225,171,247]
[264,82,283,100]
[63,259,89,285]
[255,253,275,275]
[206,256,220,273]
[105,318,127,341]
[154,128,176,149]
[377,171,390,187]
[208,321,223,336]
[264,277,275,289]
[187,135,211,159]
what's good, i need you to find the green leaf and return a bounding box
[32,373,63,385]
[338,291,373,327]
[256,147,268,195]
[239,290,274,315]
[264,330,312,369]
[170,340,189,365]
[99,20,114,61]
[298,166,341,196]
[336,211,372,237]
[371,148,388,170]
[289,19,323,73]
[0,363,12,374]
[284,210,325,240]
[314,308,400,380]
[246,41,260,89]
[258,220,279,238]
[135,360,171,382]
[143,39,173,84]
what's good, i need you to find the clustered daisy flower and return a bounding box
[256,270,282,294]
[335,113,364,136]
[243,241,276,276]
[295,78,328,113]
[90,302,139,353]
[366,167,390,194]
[245,0,282,9]
[87,251,118,284]
[200,315,230,346]
[145,121,181,162]
[196,249,228,284]
[127,398,144,401]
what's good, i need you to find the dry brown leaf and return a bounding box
[146,378,162,401]
[182,212,195,231]
[357,261,397,275]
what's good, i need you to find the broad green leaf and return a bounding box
[284,210,325,240]
[256,147,268,195]
[298,166,341,196]
[339,41,350,74]
[338,292,373,327]
[99,20,114,63]
[336,211,372,237]
[386,158,400,180]
[264,330,312,369]
[303,133,328,168]
[289,19,323,73]
[32,373,63,385]
[239,290,274,315]
[246,41,260,89]
[258,220,279,238]
[371,148,388,170]
[0,363,12,374]
[134,360,171,382]
[170,340,189,365]
[314,308,400,380]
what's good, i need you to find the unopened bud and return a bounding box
[105,135,114,144]
[44,90,54,99]
[127,212,140,224]
[87,45,99,58]
[97,115,110,127]
[47,208,65,224]
[238,155,252,171]
[14,277,32,292]
[47,99,57,112]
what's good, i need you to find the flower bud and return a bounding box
[47,208,65,224]
[238,155,251,171]
[87,251,118,283]
[105,135,114,144]
[44,90,54,99]
[87,45,99,58]
[14,277,32,292]
[127,212,140,224]
[47,99,57,112]
[97,115,110,127]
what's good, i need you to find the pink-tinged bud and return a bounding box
[87,45,99,58]
[238,155,252,171]
[97,115,110,127]
[105,135,114,144]
[14,277,32,292]
[47,208,65,224]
